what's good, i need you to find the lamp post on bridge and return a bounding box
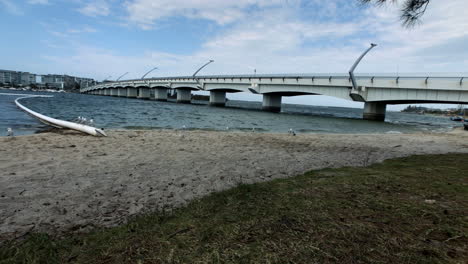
[349,43,377,91]
[116,72,129,81]
[192,60,214,90]
[141,67,158,79]
[192,60,214,78]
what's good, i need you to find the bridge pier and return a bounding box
[118,88,127,97]
[111,88,118,96]
[363,102,386,121]
[209,91,226,107]
[153,87,168,101]
[127,88,137,98]
[262,94,282,112]
[176,89,191,104]
[138,87,150,99]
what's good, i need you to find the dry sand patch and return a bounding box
[1,129,467,241]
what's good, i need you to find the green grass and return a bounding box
[1,154,467,263]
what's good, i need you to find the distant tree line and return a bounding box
[402,105,465,115]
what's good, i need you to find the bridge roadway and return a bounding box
[81,74,468,121]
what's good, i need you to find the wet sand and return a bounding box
[1,129,467,241]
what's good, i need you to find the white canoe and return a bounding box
[15,95,107,137]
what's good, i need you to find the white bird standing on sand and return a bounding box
[226,126,229,130]
[182,125,187,130]
[88,119,94,126]
[252,127,256,132]
[7,128,13,137]
[288,128,296,136]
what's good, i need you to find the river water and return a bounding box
[0,88,461,136]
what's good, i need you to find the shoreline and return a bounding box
[0,124,464,138]
[1,129,468,241]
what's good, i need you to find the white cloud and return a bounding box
[0,0,23,15]
[28,0,49,5]
[124,0,286,29]
[45,0,468,77]
[78,0,110,17]
[67,26,98,34]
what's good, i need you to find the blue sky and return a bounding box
[1,0,467,109]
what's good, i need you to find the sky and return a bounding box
[1,0,467,110]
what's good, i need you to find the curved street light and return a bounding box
[192,60,214,90]
[116,72,129,81]
[192,60,214,78]
[349,43,377,91]
[141,67,158,79]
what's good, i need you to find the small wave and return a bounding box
[386,131,403,134]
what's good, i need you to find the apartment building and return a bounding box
[0,70,36,86]
[1,69,95,89]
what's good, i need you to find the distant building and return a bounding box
[0,70,20,85]
[0,69,37,86]
[73,76,96,88]
[41,74,96,90]
[0,69,95,90]
[41,74,68,89]
[20,72,36,85]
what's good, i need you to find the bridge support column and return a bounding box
[118,88,127,97]
[209,91,226,107]
[111,88,118,96]
[105,89,111,96]
[262,94,282,112]
[127,88,137,98]
[176,89,191,104]
[153,87,168,101]
[138,87,150,99]
[363,102,386,121]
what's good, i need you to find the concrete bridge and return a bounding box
[81,75,468,121]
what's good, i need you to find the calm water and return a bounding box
[0,88,461,136]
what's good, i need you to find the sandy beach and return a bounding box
[1,129,468,241]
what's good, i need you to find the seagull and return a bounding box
[252,128,256,132]
[182,125,187,130]
[288,128,296,136]
[88,119,94,126]
[7,128,13,137]
[226,126,229,130]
